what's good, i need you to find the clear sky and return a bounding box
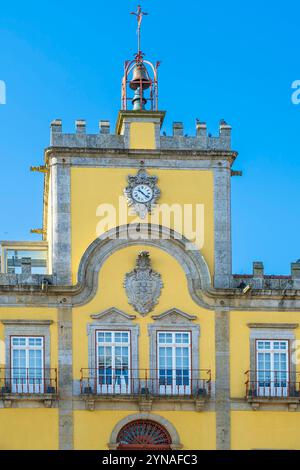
[0,0,299,275]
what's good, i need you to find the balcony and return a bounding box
[245,370,300,411]
[0,368,58,407]
[80,368,211,411]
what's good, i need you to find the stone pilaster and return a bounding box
[214,165,232,288]
[51,158,72,285]
[215,308,231,450]
[58,306,73,450]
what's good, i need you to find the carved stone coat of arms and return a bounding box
[124,251,163,316]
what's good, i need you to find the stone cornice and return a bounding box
[247,323,299,329]
[1,319,53,326]
[44,147,238,164]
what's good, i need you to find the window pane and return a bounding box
[182,334,190,344]
[105,332,112,342]
[115,333,122,343]
[97,332,104,343]
[165,334,173,343]
[158,333,165,343]
[122,333,129,342]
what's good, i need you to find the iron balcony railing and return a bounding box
[245,370,300,399]
[80,368,211,398]
[0,368,58,395]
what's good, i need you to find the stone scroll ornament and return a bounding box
[124,168,160,219]
[124,251,163,316]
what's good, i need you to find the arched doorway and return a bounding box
[117,419,172,450]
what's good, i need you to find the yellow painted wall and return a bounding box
[73,245,215,380]
[74,410,216,450]
[0,409,59,450]
[0,308,58,370]
[231,411,300,449]
[129,122,156,149]
[230,311,300,397]
[71,168,214,283]
[154,411,216,450]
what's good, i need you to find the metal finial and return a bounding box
[131,5,148,55]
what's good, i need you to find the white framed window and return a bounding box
[96,330,131,394]
[11,336,44,394]
[157,331,191,395]
[256,340,289,397]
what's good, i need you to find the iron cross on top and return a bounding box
[131,5,148,54]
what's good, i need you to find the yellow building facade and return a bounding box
[1,24,300,451]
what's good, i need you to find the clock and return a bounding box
[132,184,154,203]
[124,169,160,219]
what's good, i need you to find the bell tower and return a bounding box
[116,5,165,150]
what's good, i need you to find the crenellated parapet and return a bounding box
[50,119,124,149]
[232,261,300,290]
[161,119,231,151]
[50,117,232,151]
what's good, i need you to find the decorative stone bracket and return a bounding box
[1,394,57,408]
[248,399,300,412]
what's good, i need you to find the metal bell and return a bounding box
[129,63,151,91]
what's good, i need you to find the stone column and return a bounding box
[58,306,73,450]
[214,165,232,288]
[51,157,72,285]
[215,308,231,450]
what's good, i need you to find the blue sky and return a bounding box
[0,0,299,275]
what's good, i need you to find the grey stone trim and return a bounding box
[3,224,300,310]
[72,397,216,412]
[3,322,52,371]
[248,323,299,330]
[1,320,53,326]
[50,158,71,285]
[214,165,232,288]
[0,274,54,287]
[46,153,236,170]
[215,308,230,450]
[152,308,197,322]
[87,311,139,391]
[90,307,136,322]
[108,413,182,450]
[232,276,296,291]
[0,398,59,409]
[231,399,300,412]
[249,329,297,340]
[148,313,200,391]
[58,307,73,450]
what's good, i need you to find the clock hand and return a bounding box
[138,189,148,198]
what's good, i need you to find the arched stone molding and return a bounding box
[108,413,183,450]
[72,224,212,308]
[3,224,300,311]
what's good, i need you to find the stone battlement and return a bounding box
[50,118,232,151]
[232,261,300,290]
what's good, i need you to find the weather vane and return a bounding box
[131,5,148,55]
[122,4,159,111]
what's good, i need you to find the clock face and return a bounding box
[132,184,154,203]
